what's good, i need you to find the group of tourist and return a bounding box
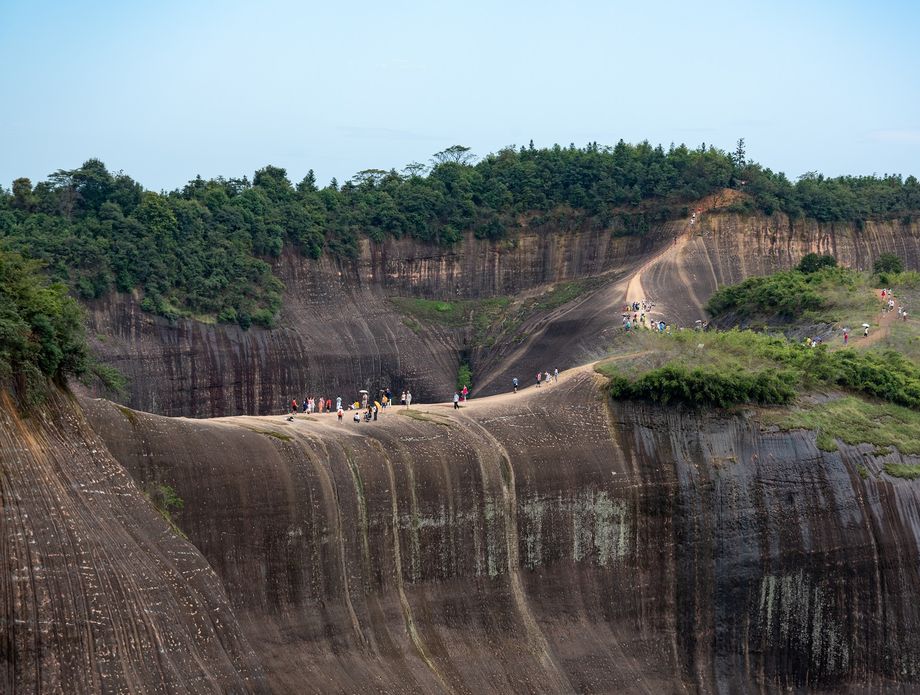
[285,386,415,424]
[622,299,672,334]
[882,289,909,322]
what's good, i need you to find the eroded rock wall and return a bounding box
[84,226,655,417]
[0,391,268,694]
[83,371,920,693]
[84,213,920,416]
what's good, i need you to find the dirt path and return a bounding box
[858,292,900,347]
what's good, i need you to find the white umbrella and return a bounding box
[359,389,369,394]
[861,323,871,328]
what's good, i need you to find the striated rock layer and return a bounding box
[84,369,920,693]
[83,224,655,418]
[0,390,269,693]
[83,212,920,417]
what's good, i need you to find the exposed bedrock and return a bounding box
[0,391,269,693]
[84,214,920,416]
[84,225,656,418]
[84,371,920,693]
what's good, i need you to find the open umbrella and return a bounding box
[359,389,369,394]
[862,323,871,328]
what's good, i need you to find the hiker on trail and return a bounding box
[844,331,849,346]
[406,391,413,407]
[553,368,559,383]
[512,377,519,393]
[536,372,542,388]
[326,398,332,412]
[864,326,870,337]
[291,399,298,413]
[400,390,406,406]
[544,371,550,384]
[373,404,379,421]
[303,398,309,413]
[353,412,361,423]
[336,396,342,411]
[454,392,461,409]
[461,385,469,401]
[337,408,343,422]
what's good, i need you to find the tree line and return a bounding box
[1,140,918,327]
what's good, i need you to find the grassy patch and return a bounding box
[765,396,920,456]
[707,266,879,329]
[598,324,920,410]
[856,464,870,480]
[884,463,920,480]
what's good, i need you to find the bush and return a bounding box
[608,363,796,408]
[604,329,920,410]
[874,253,904,275]
[797,253,837,273]
[0,247,87,400]
[457,363,472,390]
[706,270,825,319]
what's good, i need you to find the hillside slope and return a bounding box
[83,369,920,693]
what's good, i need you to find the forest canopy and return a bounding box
[1,141,919,328]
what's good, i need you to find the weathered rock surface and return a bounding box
[83,370,920,692]
[0,391,268,693]
[83,212,920,416]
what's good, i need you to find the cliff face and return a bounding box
[84,225,655,417]
[84,212,920,416]
[0,390,268,693]
[83,371,920,693]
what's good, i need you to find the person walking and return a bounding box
[406,391,413,407]
[864,325,870,338]
[536,372,542,388]
[461,385,468,401]
[453,392,461,409]
[553,368,559,383]
[843,331,848,346]
[336,396,342,411]
[400,390,406,406]
[512,377,519,393]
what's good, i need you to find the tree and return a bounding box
[11,178,34,210]
[732,138,746,169]
[797,253,837,273]
[432,145,475,166]
[296,169,317,193]
[874,253,904,275]
[402,162,427,178]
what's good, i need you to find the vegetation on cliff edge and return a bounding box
[3,141,919,327]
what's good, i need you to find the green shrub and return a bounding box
[874,253,904,275]
[0,247,87,400]
[797,253,837,273]
[608,363,796,408]
[457,363,472,390]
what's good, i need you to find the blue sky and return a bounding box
[1,0,918,191]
